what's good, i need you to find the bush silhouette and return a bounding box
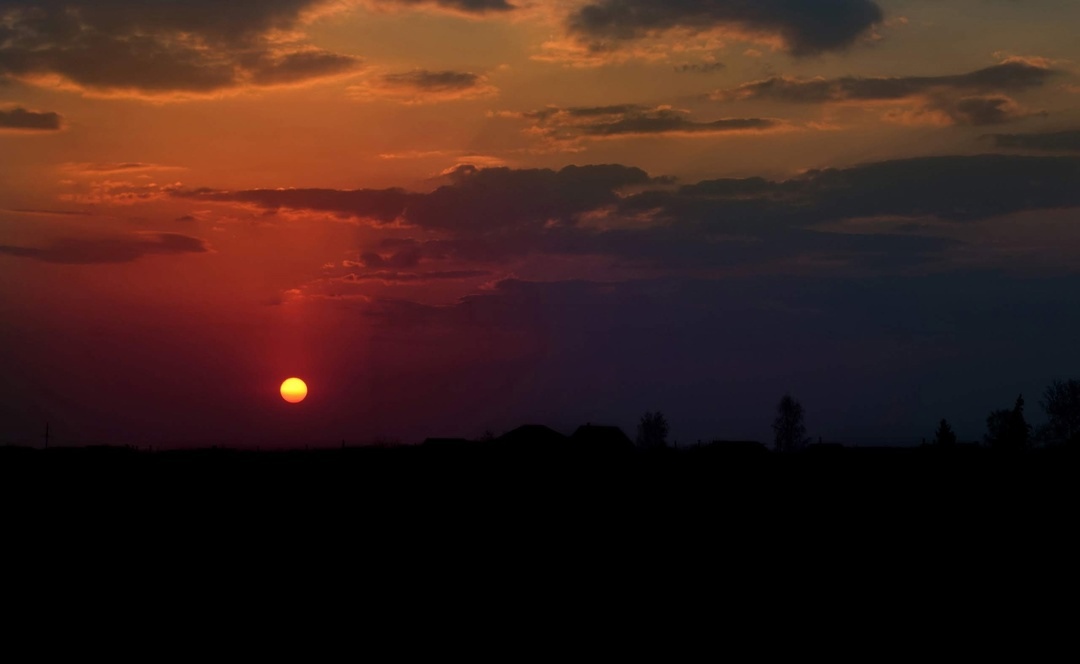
[636,411,669,449]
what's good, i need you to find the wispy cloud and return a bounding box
[61,162,187,176]
[711,58,1058,126]
[713,59,1057,104]
[0,232,209,264]
[500,104,783,148]
[349,69,497,103]
[673,62,726,74]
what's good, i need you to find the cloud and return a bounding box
[60,180,185,205]
[351,238,427,268]
[187,155,1080,276]
[348,69,497,103]
[61,162,186,175]
[381,0,516,14]
[987,129,1080,153]
[180,163,659,231]
[504,104,782,147]
[341,269,493,283]
[566,0,885,56]
[183,154,1080,279]
[245,48,362,86]
[936,96,1031,126]
[881,95,1039,127]
[0,106,62,131]
[0,1,362,97]
[0,232,208,264]
[4,208,92,216]
[713,59,1057,126]
[534,31,729,68]
[637,154,1080,226]
[181,186,417,223]
[674,62,726,74]
[715,60,1057,103]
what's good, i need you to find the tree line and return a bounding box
[636,378,1080,452]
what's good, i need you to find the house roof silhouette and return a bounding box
[496,425,568,447]
[571,424,633,450]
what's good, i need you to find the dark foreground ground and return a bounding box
[2,442,1074,640]
[4,441,1075,521]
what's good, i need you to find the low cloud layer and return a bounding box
[182,163,658,231]
[180,154,1080,277]
[567,0,884,56]
[0,232,208,264]
[0,106,62,130]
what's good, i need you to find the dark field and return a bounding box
[4,442,1072,628]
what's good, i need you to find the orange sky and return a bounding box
[3,0,1080,447]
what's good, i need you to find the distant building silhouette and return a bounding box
[496,425,568,449]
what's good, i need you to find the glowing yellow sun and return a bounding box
[280,377,308,404]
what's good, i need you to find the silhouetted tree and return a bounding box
[985,394,1030,450]
[772,394,808,453]
[933,419,957,446]
[636,411,669,449]
[1040,379,1080,446]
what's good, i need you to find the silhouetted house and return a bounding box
[571,425,634,453]
[496,425,568,451]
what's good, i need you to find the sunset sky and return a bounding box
[3,0,1080,447]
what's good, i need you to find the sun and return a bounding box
[280,377,308,404]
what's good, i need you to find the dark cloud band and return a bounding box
[0,106,62,130]
[568,0,884,55]
[0,1,359,94]
[988,129,1080,153]
[716,61,1056,103]
[511,105,779,143]
[179,154,1080,274]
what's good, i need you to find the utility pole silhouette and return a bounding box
[44,422,49,449]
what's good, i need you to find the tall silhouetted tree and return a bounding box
[636,411,669,449]
[933,419,957,446]
[1040,379,1080,446]
[985,394,1030,450]
[773,394,808,453]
